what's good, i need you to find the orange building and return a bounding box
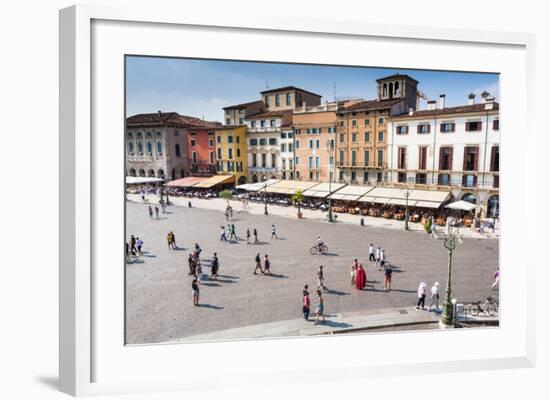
[185,122,222,176]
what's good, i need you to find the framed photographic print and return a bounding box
[59,4,535,397]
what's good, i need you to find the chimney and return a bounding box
[427,100,436,111]
[468,93,476,105]
[480,91,490,103]
[158,110,162,116]
[438,94,446,109]
[484,95,495,110]
[408,107,414,116]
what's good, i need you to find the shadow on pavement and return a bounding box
[316,320,352,328]
[263,273,288,279]
[199,304,224,310]
[200,282,221,287]
[324,289,350,296]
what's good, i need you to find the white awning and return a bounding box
[358,187,450,208]
[330,185,374,201]
[126,176,164,185]
[302,182,347,198]
[444,200,478,211]
[237,179,280,191]
[264,180,319,195]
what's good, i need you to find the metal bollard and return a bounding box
[188,201,192,208]
[360,218,364,226]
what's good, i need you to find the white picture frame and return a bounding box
[59,4,536,397]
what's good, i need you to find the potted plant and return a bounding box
[291,190,305,218]
[219,189,233,206]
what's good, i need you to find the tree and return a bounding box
[219,189,233,206]
[291,190,305,218]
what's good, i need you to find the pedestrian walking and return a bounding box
[167,232,174,250]
[350,259,358,285]
[192,279,200,306]
[415,282,427,310]
[303,285,311,321]
[196,261,204,282]
[378,249,386,270]
[369,243,375,262]
[375,246,381,267]
[491,268,500,290]
[130,235,138,255]
[355,263,366,290]
[125,242,131,261]
[211,252,219,279]
[264,254,271,275]
[253,228,258,243]
[314,290,325,325]
[230,224,238,241]
[148,206,153,218]
[246,228,251,244]
[253,252,264,275]
[220,225,227,242]
[271,224,278,239]
[383,264,393,291]
[317,265,327,291]
[429,282,440,311]
[155,206,159,219]
[136,237,143,256]
[188,254,195,276]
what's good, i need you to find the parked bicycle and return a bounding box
[468,296,499,317]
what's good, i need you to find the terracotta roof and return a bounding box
[260,85,321,98]
[246,109,293,126]
[339,98,403,113]
[376,73,419,84]
[126,112,221,129]
[394,102,500,119]
[223,100,263,110]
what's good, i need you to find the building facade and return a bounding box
[186,125,220,177]
[335,74,418,186]
[222,100,264,125]
[387,93,500,217]
[215,125,249,185]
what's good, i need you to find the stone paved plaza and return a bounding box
[125,200,499,344]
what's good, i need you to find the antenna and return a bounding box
[333,82,337,102]
[265,80,269,89]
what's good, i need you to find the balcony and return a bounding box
[127,155,165,162]
[249,167,278,173]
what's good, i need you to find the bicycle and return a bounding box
[310,244,328,255]
[468,296,499,317]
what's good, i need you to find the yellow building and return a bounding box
[215,125,248,185]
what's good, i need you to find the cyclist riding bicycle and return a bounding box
[316,236,325,251]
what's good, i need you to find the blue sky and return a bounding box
[126,56,499,122]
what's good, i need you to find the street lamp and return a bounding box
[439,226,463,328]
[159,175,165,204]
[263,175,268,215]
[327,139,334,223]
[403,188,410,231]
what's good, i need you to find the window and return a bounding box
[269,138,277,145]
[295,140,300,148]
[398,172,407,183]
[493,119,500,130]
[210,152,215,164]
[209,138,214,147]
[216,135,221,144]
[287,132,293,138]
[295,156,300,165]
[259,138,267,146]
[217,148,222,159]
[418,146,427,170]
[377,149,384,167]
[226,118,231,125]
[440,122,455,133]
[252,153,257,167]
[237,148,241,157]
[378,117,384,124]
[364,132,370,142]
[396,125,408,135]
[438,174,450,185]
[157,141,162,155]
[261,153,266,168]
[228,148,233,159]
[351,150,357,166]
[239,118,244,124]
[137,141,143,155]
[439,147,453,170]
[264,96,269,107]
[288,144,293,152]
[147,142,153,155]
[364,150,370,166]
[462,175,477,187]
[275,94,280,107]
[128,142,134,155]
[251,121,256,128]
[329,139,335,148]
[339,171,344,181]
[175,144,181,157]
[465,121,482,131]
[281,132,287,139]
[377,171,383,182]
[281,144,286,152]
[192,152,197,164]
[490,146,499,172]
[364,119,370,126]
[339,120,344,127]
[312,128,317,134]
[315,156,320,169]
[416,173,427,184]
[363,171,369,182]
[190,139,196,147]
[351,171,356,182]
[398,147,407,169]
[339,150,344,166]
[270,120,276,127]
[352,120,357,127]
[271,153,276,167]
[417,124,430,134]
[250,138,258,146]
[260,120,266,128]
[295,128,301,135]
[463,146,479,171]
[309,139,313,149]
[174,130,179,136]
[286,93,291,105]
[378,132,384,142]
[236,136,240,144]
[340,134,345,143]
[315,139,320,148]
[352,133,357,142]
[228,135,233,144]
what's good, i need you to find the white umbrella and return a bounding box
[444,200,478,211]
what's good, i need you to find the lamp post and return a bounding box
[160,175,165,204]
[404,188,410,231]
[327,139,334,223]
[439,226,462,328]
[263,176,268,215]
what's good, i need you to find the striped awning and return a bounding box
[192,175,235,188]
[166,176,208,187]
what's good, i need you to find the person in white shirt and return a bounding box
[375,246,381,266]
[379,249,386,270]
[369,244,375,262]
[429,282,440,311]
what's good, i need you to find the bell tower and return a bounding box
[376,74,418,110]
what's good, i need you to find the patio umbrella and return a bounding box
[444,200,478,211]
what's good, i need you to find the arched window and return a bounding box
[462,193,477,204]
[487,195,499,218]
[147,169,155,177]
[394,81,400,96]
[175,144,181,157]
[252,175,258,183]
[138,169,146,177]
[382,83,387,97]
[157,141,163,155]
[128,141,134,155]
[128,168,136,177]
[146,142,153,155]
[157,169,164,178]
[388,82,394,99]
[127,132,134,139]
[137,141,143,155]
[136,132,142,139]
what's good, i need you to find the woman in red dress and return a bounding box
[355,263,366,290]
